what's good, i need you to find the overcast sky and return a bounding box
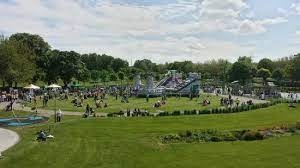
[1,0,300,64]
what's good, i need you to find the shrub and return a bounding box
[242,131,264,141]
[191,110,197,115]
[296,122,300,129]
[172,110,180,116]
[158,112,169,116]
[210,136,222,142]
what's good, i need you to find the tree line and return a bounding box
[0,33,299,87]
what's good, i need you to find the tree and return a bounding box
[76,68,90,83]
[118,71,125,85]
[90,70,100,82]
[9,33,51,81]
[272,69,283,82]
[81,53,114,71]
[285,54,300,81]
[257,58,274,72]
[228,61,252,85]
[0,38,36,87]
[257,68,271,85]
[134,59,157,73]
[109,73,118,82]
[99,70,109,84]
[111,58,129,72]
[48,50,87,86]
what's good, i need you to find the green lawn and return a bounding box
[0,111,32,118]
[27,94,221,113]
[1,103,300,168]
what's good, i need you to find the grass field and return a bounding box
[1,103,300,168]
[0,111,31,118]
[26,94,221,113]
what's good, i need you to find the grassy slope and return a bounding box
[1,104,300,168]
[0,111,32,118]
[27,95,220,113]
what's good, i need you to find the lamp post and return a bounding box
[47,84,62,123]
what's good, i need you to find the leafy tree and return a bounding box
[90,70,100,82]
[272,69,283,81]
[257,68,271,85]
[76,68,90,82]
[0,38,36,86]
[9,33,50,80]
[228,59,252,85]
[99,70,109,83]
[285,54,300,81]
[257,58,274,72]
[134,59,157,73]
[109,73,118,82]
[118,71,125,85]
[48,50,87,86]
[111,58,129,72]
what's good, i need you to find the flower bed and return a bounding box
[160,122,300,143]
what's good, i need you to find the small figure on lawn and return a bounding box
[56,109,63,122]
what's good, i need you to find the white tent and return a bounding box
[47,84,62,89]
[24,84,40,90]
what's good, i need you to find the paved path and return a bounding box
[0,128,19,154]
[0,94,268,117]
[0,102,105,117]
[205,93,269,104]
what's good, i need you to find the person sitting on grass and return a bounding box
[37,130,47,141]
[154,101,161,108]
[90,107,95,115]
[202,99,210,106]
[95,99,101,108]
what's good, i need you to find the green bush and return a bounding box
[172,110,180,116]
[242,131,264,141]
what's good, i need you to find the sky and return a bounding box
[0,0,300,64]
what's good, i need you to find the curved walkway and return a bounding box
[0,102,89,117]
[1,94,268,117]
[0,128,19,154]
[206,93,269,104]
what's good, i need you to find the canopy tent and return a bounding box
[71,83,81,88]
[24,84,40,90]
[47,84,62,89]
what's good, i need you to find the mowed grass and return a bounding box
[27,94,220,113]
[0,111,32,118]
[1,104,300,168]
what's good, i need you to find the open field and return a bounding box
[0,103,300,168]
[26,95,221,113]
[0,111,32,118]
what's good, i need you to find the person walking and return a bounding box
[57,109,63,122]
[235,98,240,107]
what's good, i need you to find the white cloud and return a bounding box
[231,17,287,35]
[0,0,287,63]
[201,0,248,11]
[291,3,300,14]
